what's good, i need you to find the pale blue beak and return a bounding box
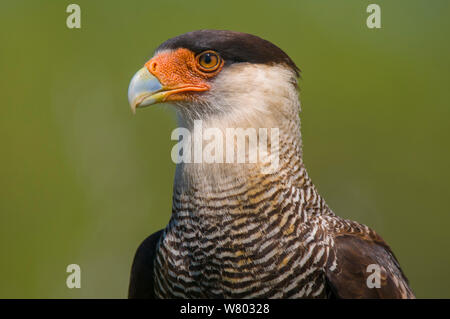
[128,67,165,113]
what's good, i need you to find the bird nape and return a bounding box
[127,29,415,299]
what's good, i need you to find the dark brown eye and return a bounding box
[197,51,221,71]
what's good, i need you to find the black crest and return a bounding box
[156,30,300,77]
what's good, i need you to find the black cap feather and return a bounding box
[156,30,300,77]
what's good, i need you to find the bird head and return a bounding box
[128,30,300,127]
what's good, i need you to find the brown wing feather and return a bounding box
[128,230,164,299]
[326,229,415,299]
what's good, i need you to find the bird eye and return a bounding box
[197,51,221,72]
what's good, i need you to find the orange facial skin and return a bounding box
[144,48,224,102]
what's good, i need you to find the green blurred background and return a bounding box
[0,0,449,298]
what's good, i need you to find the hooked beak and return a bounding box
[127,67,165,113]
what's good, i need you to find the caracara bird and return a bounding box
[127,30,415,299]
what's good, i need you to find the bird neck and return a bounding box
[171,92,330,222]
